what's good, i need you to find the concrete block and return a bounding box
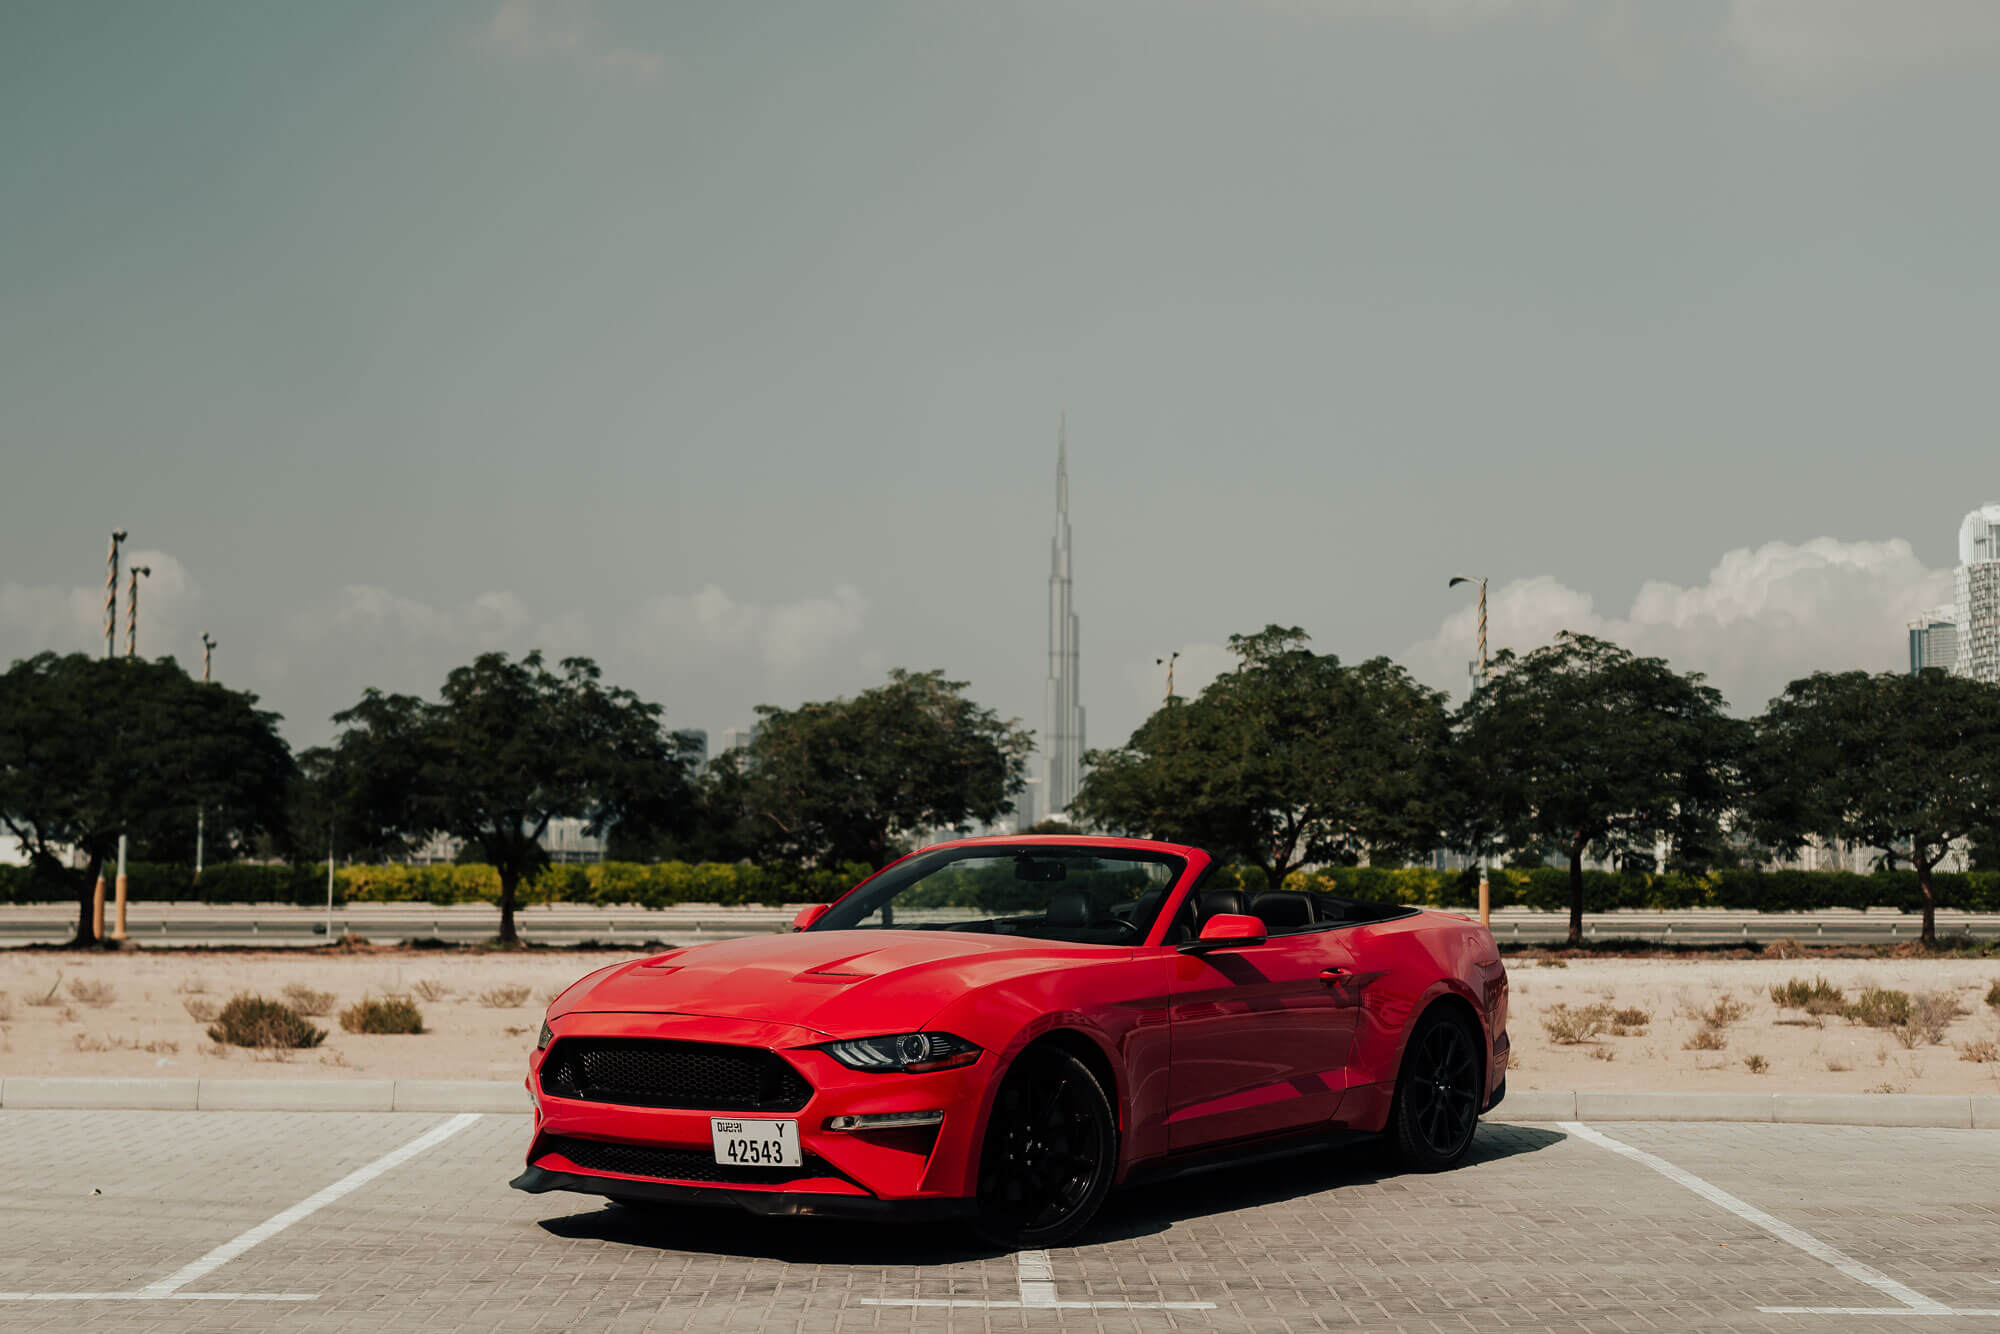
[197,1078,394,1111]
[0,1077,199,1110]
[1774,1093,1971,1128]
[1971,1095,2000,1130]
[1574,1091,1775,1122]
[1497,1088,1575,1121]
[392,1079,529,1113]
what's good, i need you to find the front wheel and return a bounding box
[1387,1007,1483,1171]
[971,1046,1116,1249]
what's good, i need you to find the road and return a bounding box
[2,1109,1996,1330]
[2,902,1992,947]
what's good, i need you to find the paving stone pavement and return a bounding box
[2,1110,1997,1333]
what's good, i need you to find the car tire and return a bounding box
[971,1045,1117,1250]
[1387,1005,1483,1172]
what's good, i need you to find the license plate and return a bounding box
[710,1117,801,1168]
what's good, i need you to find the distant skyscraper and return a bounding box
[1954,505,2000,683]
[1043,421,1085,814]
[1909,606,1958,675]
[720,727,753,755]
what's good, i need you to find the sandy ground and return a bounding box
[3,949,1998,1092]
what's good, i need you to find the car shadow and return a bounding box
[532,1122,1568,1263]
[1084,1121,1567,1243]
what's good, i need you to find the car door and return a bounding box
[1165,908,1362,1151]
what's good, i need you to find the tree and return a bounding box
[319,652,698,944]
[1454,632,1744,946]
[1749,669,2000,947]
[1073,627,1451,888]
[0,653,295,946]
[728,669,1032,869]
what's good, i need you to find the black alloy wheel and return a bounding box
[1388,1008,1482,1171]
[972,1046,1116,1248]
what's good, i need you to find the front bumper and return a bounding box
[508,1164,972,1220]
[520,1010,990,1211]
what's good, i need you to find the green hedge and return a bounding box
[1250,865,2000,913]
[0,860,877,908]
[6,860,1999,913]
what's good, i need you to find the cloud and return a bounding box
[1237,0,1566,30]
[0,549,201,663]
[483,0,665,80]
[1720,0,2000,96]
[624,583,869,677]
[1405,537,1952,712]
[300,584,532,647]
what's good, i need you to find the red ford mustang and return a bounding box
[511,835,1510,1245]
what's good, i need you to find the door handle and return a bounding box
[1319,968,1347,981]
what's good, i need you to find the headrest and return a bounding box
[1046,889,1098,926]
[1198,888,1248,921]
[1250,891,1313,929]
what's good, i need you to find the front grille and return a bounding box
[540,1134,832,1185]
[539,1038,812,1112]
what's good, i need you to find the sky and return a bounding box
[4,0,2000,758]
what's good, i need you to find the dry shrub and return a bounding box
[1771,976,1844,1011]
[1959,1039,1999,1064]
[1825,1058,1851,1072]
[208,994,328,1049]
[181,996,220,1024]
[0,992,11,1022]
[1541,958,1568,969]
[1844,988,1912,1030]
[173,977,208,995]
[1765,937,1805,960]
[26,975,66,1007]
[1610,1007,1651,1028]
[410,979,453,1003]
[1684,1025,1728,1051]
[69,979,116,1007]
[340,995,425,1035]
[56,1005,78,1023]
[504,1025,532,1038]
[1987,980,2000,1011]
[72,1032,110,1052]
[1743,1054,1769,1074]
[1866,1081,1905,1094]
[1701,994,1749,1027]
[280,983,337,1017]
[1899,991,1968,1047]
[478,984,532,1009]
[1589,1046,1614,1062]
[1540,1003,1612,1045]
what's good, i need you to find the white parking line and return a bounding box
[1562,1121,2000,1319]
[863,1247,1217,1310]
[0,1112,482,1304]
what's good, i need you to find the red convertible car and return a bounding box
[512,835,1509,1246]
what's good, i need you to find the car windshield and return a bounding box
[810,846,1188,946]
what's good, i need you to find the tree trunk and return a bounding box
[70,852,105,948]
[1917,857,1937,949]
[1567,838,1586,948]
[497,866,519,946]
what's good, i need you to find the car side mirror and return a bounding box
[1178,912,1266,953]
[792,904,829,932]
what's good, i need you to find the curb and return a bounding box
[0,1079,1994,1126]
[0,1076,530,1113]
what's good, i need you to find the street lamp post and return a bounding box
[1155,651,1179,703]
[125,566,151,660]
[104,531,127,661]
[1449,575,1491,928]
[195,634,216,880]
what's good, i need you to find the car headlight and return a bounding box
[817,1032,980,1073]
[537,1021,553,1050]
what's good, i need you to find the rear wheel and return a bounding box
[971,1046,1116,1249]
[1388,1007,1483,1171]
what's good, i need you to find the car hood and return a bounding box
[552,929,1111,1037]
